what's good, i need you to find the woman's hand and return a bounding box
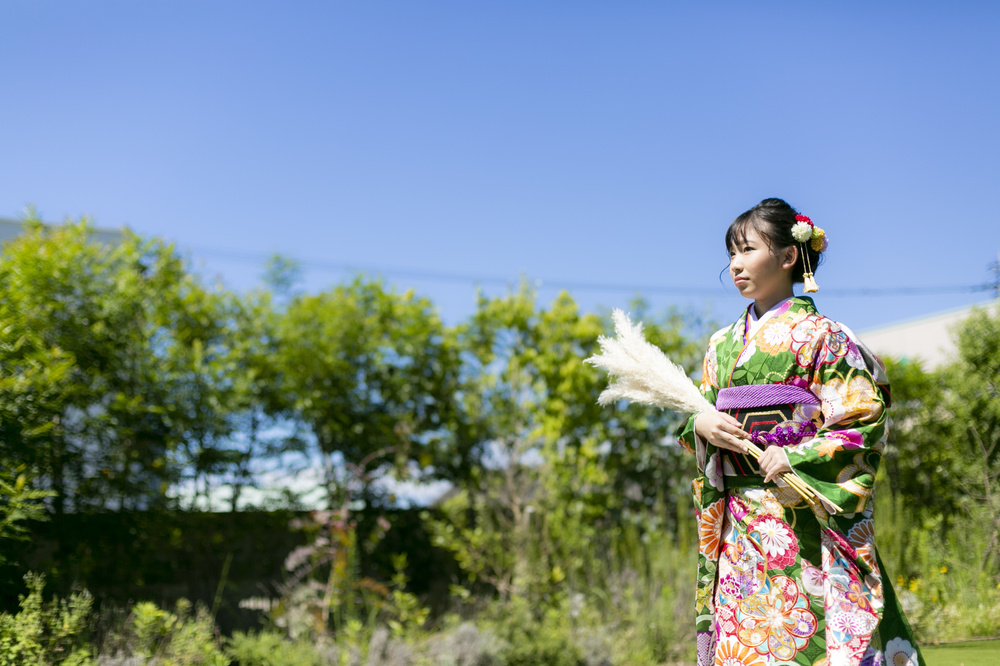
[694,411,751,454]
[758,446,793,483]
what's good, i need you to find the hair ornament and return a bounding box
[810,227,828,252]
[792,214,821,293]
[791,220,813,243]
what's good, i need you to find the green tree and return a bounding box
[948,303,1000,571]
[213,289,300,511]
[0,215,243,513]
[430,285,704,603]
[1,217,172,511]
[878,303,1000,585]
[274,277,467,508]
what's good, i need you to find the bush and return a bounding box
[226,630,326,666]
[0,572,93,666]
[421,621,502,666]
[127,599,228,665]
[486,596,585,666]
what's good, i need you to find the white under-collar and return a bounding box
[746,298,792,339]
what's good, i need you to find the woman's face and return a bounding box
[728,227,795,303]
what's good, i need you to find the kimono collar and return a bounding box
[739,296,818,344]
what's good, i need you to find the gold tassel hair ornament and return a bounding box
[791,214,827,294]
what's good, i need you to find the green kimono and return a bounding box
[677,297,922,666]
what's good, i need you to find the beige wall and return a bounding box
[857,305,985,369]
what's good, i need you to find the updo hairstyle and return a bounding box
[725,198,823,284]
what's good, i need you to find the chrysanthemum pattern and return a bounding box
[847,519,878,573]
[699,499,725,559]
[737,575,817,661]
[748,515,799,570]
[756,319,792,355]
[713,636,766,666]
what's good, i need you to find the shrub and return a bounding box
[226,630,325,666]
[0,572,93,666]
[486,596,585,666]
[128,599,228,665]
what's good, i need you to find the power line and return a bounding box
[991,250,1000,299]
[187,244,995,299]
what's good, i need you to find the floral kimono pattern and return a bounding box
[677,297,923,666]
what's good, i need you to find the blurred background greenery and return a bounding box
[2,219,997,664]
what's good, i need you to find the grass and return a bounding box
[922,639,1000,666]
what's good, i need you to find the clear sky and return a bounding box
[3,0,999,334]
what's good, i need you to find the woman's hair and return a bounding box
[725,197,823,284]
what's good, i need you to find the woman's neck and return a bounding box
[753,289,795,318]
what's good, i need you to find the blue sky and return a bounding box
[3,0,999,334]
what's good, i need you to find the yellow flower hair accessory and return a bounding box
[810,227,828,252]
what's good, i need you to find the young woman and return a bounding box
[676,199,922,666]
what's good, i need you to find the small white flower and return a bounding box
[791,221,813,243]
[884,637,919,666]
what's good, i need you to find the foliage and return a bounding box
[428,286,702,606]
[487,596,585,666]
[0,216,207,511]
[226,630,326,666]
[270,505,429,645]
[126,599,228,665]
[876,302,1000,642]
[419,621,503,665]
[4,213,1000,660]
[274,277,468,507]
[0,469,55,557]
[948,304,1000,571]
[0,573,93,666]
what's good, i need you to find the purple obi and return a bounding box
[715,384,819,476]
[716,384,819,410]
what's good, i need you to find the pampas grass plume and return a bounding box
[585,309,711,415]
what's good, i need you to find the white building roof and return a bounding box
[857,303,994,369]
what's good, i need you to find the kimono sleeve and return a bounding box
[783,320,889,515]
